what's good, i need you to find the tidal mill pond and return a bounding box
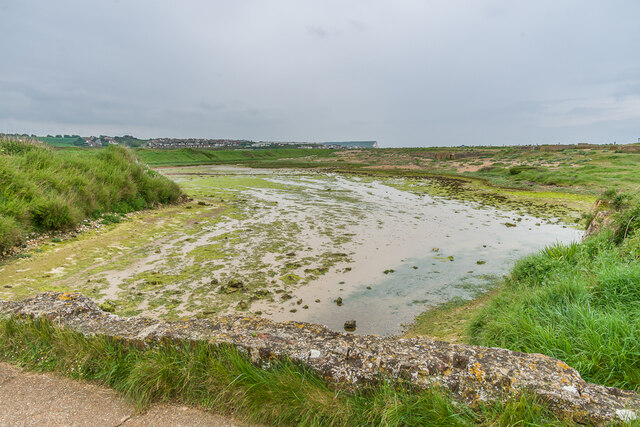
[0,166,583,336]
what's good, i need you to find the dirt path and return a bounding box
[0,362,251,427]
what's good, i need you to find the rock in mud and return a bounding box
[228,280,244,289]
[344,320,356,332]
[1,293,639,425]
[253,289,272,298]
[99,300,117,313]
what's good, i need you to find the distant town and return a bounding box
[3,134,640,152]
[0,133,378,150]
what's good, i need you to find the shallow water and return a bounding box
[0,165,581,336]
[171,166,582,335]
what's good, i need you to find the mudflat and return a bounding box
[0,166,581,336]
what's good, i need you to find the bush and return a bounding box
[613,198,640,244]
[100,213,122,225]
[508,165,538,175]
[30,197,76,230]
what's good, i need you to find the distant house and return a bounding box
[319,141,378,149]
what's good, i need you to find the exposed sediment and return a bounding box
[1,292,638,424]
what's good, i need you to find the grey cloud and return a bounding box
[0,1,639,146]
[307,26,329,38]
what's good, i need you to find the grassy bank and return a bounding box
[0,317,570,426]
[0,137,182,254]
[469,193,640,391]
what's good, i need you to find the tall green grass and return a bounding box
[0,137,182,253]
[0,318,569,426]
[470,193,640,391]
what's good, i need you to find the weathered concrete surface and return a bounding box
[2,292,639,424]
[0,362,249,426]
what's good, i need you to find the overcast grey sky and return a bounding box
[1,1,639,146]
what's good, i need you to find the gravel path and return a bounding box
[0,362,252,427]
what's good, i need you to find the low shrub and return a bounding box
[508,165,538,175]
[29,196,76,230]
[100,213,122,225]
[0,215,24,253]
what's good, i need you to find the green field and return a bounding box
[34,135,86,147]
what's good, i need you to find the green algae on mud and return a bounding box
[361,174,590,224]
[0,168,362,321]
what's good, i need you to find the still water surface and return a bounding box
[182,167,582,335]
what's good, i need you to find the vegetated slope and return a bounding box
[135,147,336,167]
[0,137,182,254]
[470,191,640,391]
